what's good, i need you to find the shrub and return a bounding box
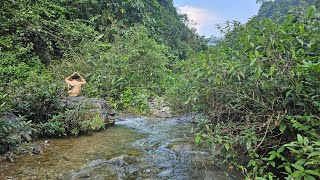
[10,72,65,123]
[0,117,33,154]
[170,6,320,179]
[35,118,66,137]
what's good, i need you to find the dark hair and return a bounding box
[72,74,80,79]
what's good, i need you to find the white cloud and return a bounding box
[177,6,220,37]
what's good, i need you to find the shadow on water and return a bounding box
[0,116,241,179]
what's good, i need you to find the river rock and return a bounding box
[0,113,33,154]
[148,97,171,118]
[31,145,41,155]
[0,112,19,122]
[60,97,116,126]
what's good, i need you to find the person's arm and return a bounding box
[65,72,76,83]
[78,73,86,85]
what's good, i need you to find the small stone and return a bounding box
[31,147,41,155]
[143,169,151,173]
[79,173,91,178]
[157,169,173,177]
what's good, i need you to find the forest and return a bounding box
[0,0,319,179]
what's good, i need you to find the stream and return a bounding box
[0,116,241,179]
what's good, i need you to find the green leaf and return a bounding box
[303,137,309,146]
[279,123,286,133]
[297,134,303,144]
[269,160,275,167]
[312,101,320,107]
[195,135,201,144]
[255,65,262,80]
[295,159,305,166]
[286,90,292,98]
[305,160,318,166]
[291,163,304,171]
[251,160,256,166]
[304,175,316,180]
[299,25,305,34]
[291,47,296,59]
[307,151,320,158]
[268,154,276,160]
[246,140,252,150]
[297,39,304,46]
[295,82,303,96]
[216,136,223,143]
[94,34,104,42]
[277,146,285,153]
[269,64,276,76]
[225,143,230,151]
[285,166,292,174]
[208,76,214,83]
[250,58,257,66]
[254,50,260,57]
[307,6,316,21]
[305,170,320,176]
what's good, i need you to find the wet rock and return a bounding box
[157,169,173,178]
[78,173,91,179]
[143,168,151,173]
[123,155,138,164]
[108,155,130,167]
[60,97,116,126]
[31,145,41,155]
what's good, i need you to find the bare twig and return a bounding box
[253,116,273,151]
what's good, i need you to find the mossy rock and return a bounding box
[60,97,116,126]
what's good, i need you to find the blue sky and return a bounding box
[173,0,261,37]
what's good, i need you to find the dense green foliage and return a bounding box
[0,0,206,114]
[168,6,320,179]
[257,0,320,20]
[0,117,33,154]
[1,0,319,178]
[0,0,206,153]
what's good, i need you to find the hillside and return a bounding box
[257,0,320,20]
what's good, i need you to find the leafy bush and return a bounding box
[170,6,320,179]
[0,93,11,113]
[120,88,149,113]
[0,0,205,154]
[35,117,66,137]
[35,102,106,137]
[10,72,65,123]
[0,117,33,154]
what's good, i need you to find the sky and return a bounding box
[173,0,261,37]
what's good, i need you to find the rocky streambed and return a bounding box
[0,116,241,179]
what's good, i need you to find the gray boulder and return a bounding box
[0,112,19,122]
[60,97,116,126]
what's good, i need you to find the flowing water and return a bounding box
[0,116,241,179]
